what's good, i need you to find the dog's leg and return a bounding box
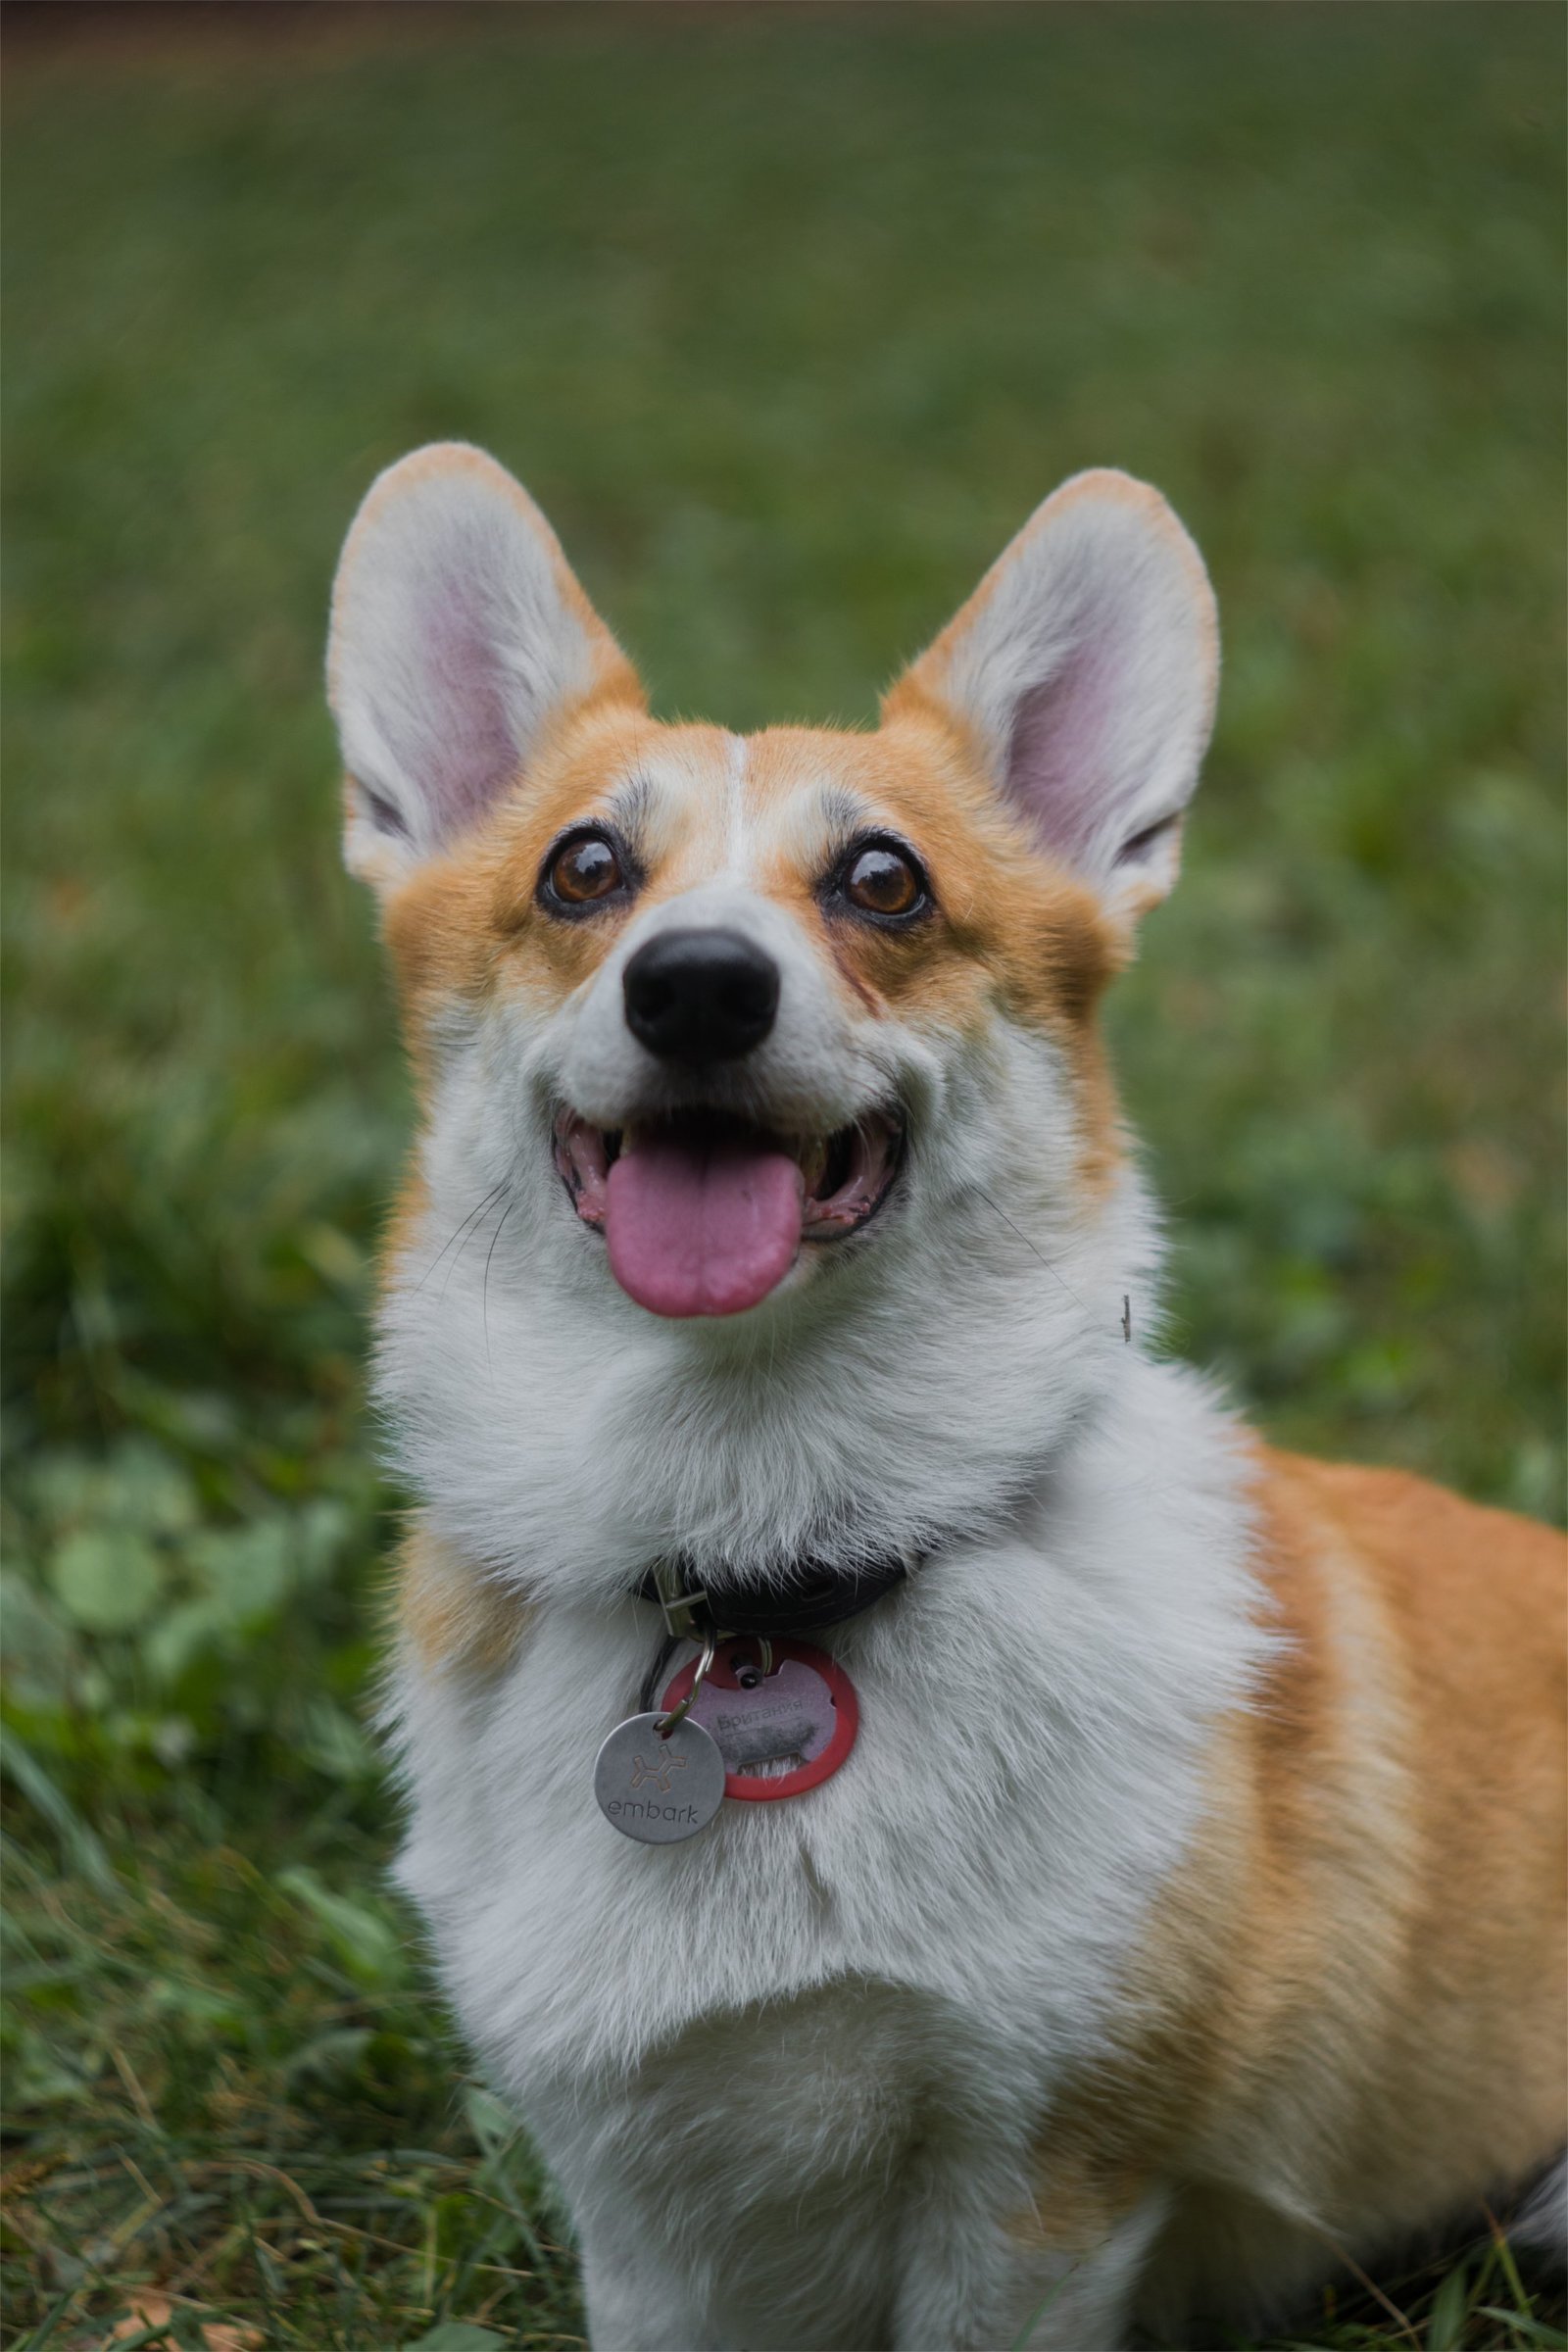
[893,2188,1169,2352]
[578,2226,720,2352]
[989,2193,1170,2352]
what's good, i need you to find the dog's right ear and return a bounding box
[327,443,642,894]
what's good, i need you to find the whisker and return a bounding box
[966,1183,1094,1318]
[441,1182,513,1305]
[413,1180,508,1295]
[482,1195,517,1375]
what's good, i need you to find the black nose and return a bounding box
[622,928,780,1064]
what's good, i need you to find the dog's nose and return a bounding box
[622,928,780,1064]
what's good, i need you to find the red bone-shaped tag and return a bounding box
[660,1639,858,1801]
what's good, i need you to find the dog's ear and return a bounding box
[327,443,642,893]
[886,469,1218,920]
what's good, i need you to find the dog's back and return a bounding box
[1020,1450,1566,2333]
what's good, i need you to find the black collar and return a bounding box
[633,1552,911,1643]
[631,1547,921,1716]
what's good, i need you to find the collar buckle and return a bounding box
[651,1563,714,1645]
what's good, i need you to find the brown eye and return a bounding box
[545,829,626,909]
[842,842,925,920]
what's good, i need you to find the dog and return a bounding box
[325,443,1565,2349]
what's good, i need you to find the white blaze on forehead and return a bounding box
[721,731,751,882]
[607,732,760,887]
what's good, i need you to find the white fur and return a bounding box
[379,928,1139,1603]
[375,925,1274,2349]
[389,1360,1269,2349]
[1511,2155,1568,2265]
[335,454,1302,2347]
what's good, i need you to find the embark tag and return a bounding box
[594,1712,725,1843]
[661,1640,859,1802]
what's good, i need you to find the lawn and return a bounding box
[2,7,1563,2346]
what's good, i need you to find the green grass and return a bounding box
[3,8,1563,2345]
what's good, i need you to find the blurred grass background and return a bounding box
[2,6,1563,2346]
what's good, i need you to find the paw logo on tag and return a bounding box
[594,1713,726,1843]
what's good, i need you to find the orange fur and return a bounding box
[1014,1450,1567,2294]
[376,703,1126,1211]
[394,1516,530,1681]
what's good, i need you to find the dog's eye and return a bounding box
[543,828,628,910]
[841,841,927,921]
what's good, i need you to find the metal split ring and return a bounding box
[655,1634,716,1737]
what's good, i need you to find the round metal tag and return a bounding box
[593,1712,726,1843]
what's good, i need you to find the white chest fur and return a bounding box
[390,1360,1267,2346]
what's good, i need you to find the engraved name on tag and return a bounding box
[707,1697,817,1770]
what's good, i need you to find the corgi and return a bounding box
[326,443,1565,2350]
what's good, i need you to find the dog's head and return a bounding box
[328,446,1216,1581]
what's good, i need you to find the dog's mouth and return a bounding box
[554,1107,904,1319]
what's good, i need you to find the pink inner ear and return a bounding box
[1005,634,1120,869]
[414,567,523,837]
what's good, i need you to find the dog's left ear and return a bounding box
[886,469,1218,920]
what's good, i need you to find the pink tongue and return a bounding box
[606,1128,806,1317]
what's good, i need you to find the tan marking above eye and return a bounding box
[844,843,923,917]
[549,830,624,905]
